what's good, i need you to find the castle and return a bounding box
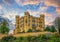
[14,12,45,34]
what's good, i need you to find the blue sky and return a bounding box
[0,0,60,27]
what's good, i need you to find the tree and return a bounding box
[50,26,56,32]
[54,17,60,34]
[45,26,51,32]
[0,21,10,34]
[57,18,60,34]
[45,26,56,32]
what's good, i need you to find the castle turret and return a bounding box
[24,11,30,32]
[14,15,20,34]
[40,14,45,31]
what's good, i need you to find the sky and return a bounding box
[0,0,60,28]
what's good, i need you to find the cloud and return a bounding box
[27,10,39,16]
[4,12,18,20]
[45,18,54,25]
[2,9,19,23]
[15,0,43,5]
[22,0,42,5]
[27,9,54,25]
[56,8,60,14]
[44,13,54,25]
[15,0,60,7]
[39,6,47,11]
[45,0,60,7]
[3,0,15,5]
[26,6,48,16]
[0,0,3,4]
[45,13,53,17]
[0,5,3,10]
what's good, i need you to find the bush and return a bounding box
[1,34,60,42]
[28,29,33,32]
[1,36,16,42]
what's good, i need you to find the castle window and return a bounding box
[32,20,35,22]
[32,24,35,26]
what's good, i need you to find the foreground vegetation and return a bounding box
[0,34,60,42]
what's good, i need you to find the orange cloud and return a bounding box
[39,6,47,11]
[56,8,60,14]
[45,1,58,7]
[44,13,54,25]
[45,0,60,7]
[45,13,53,17]
[27,10,38,14]
[15,0,60,7]
[27,10,39,17]
[22,0,40,5]
[15,0,43,5]
[48,22,54,26]
[45,18,54,25]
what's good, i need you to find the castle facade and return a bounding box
[14,12,45,34]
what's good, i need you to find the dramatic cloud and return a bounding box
[39,6,47,11]
[56,8,60,14]
[3,0,15,5]
[5,11,18,19]
[44,13,54,25]
[15,0,43,5]
[15,0,60,7]
[27,9,54,25]
[22,0,42,5]
[27,10,39,17]
[2,9,19,24]
[0,0,59,30]
[45,0,60,7]
[0,5,3,10]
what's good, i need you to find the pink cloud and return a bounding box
[56,8,60,14]
[15,0,43,5]
[45,0,60,7]
[22,0,41,5]
[15,0,60,7]
[44,13,54,25]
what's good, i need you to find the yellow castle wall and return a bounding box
[14,12,45,34]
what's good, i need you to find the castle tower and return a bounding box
[24,11,30,32]
[14,15,20,34]
[40,14,45,31]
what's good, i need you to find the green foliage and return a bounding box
[0,21,10,34]
[1,34,60,42]
[48,35,60,42]
[28,29,33,32]
[1,36,16,42]
[45,26,51,32]
[58,18,60,34]
[55,17,60,34]
[45,26,56,32]
[50,26,56,32]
